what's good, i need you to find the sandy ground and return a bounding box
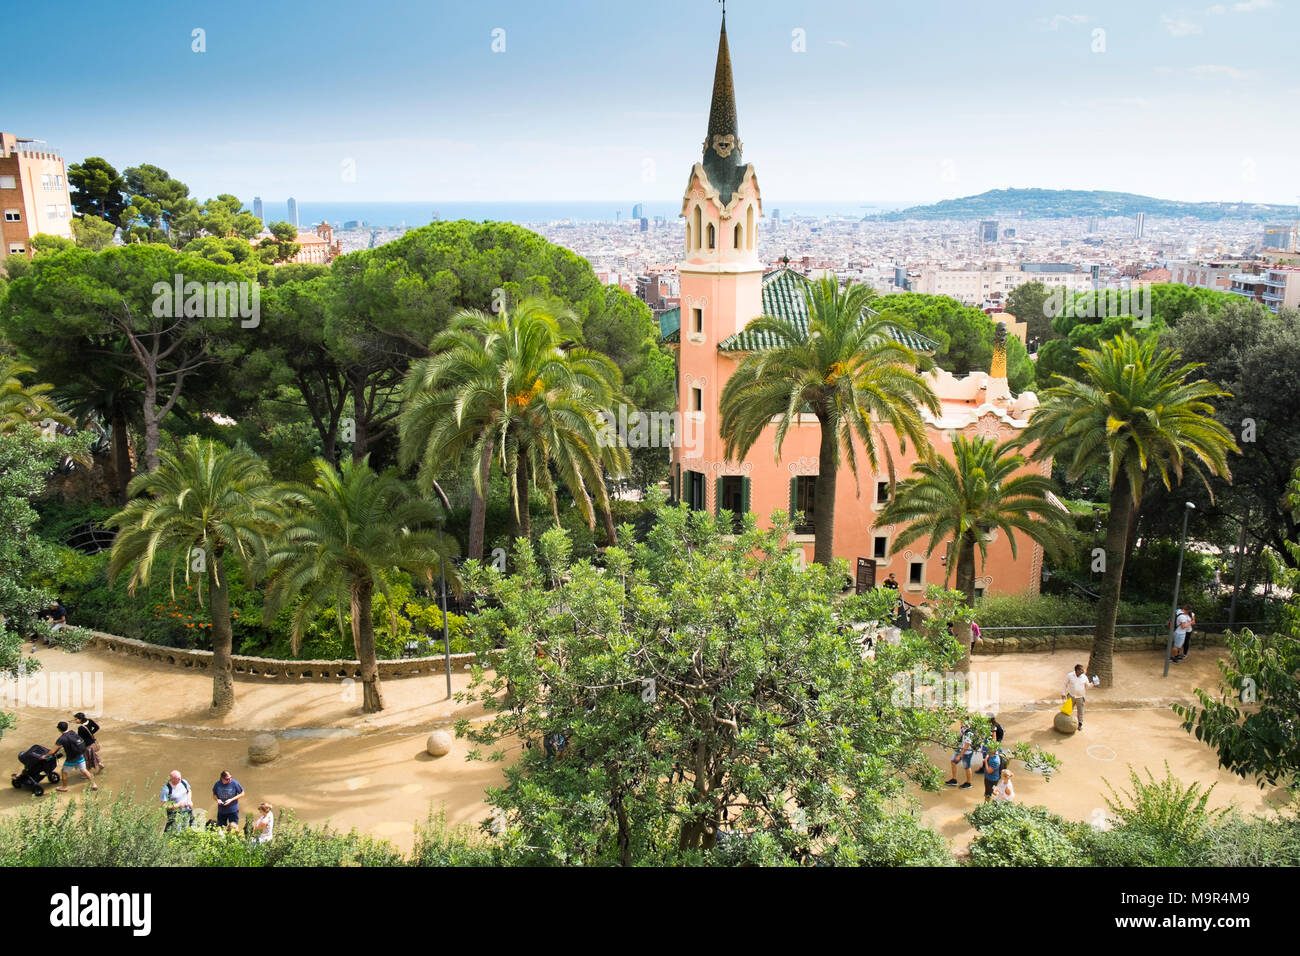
[2,641,1290,858]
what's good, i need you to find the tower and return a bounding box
[287,196,299,229]
[675,11,764,486]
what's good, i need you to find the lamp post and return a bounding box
[1163,501,1195,678]
[428,481,454,699]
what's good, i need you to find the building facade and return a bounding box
[661,16,1047,599]
[0,132,74,261]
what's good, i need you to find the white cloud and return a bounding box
[1162,13,1205,34]
[827,39,850,47]
[1204,3,1227,13]
[1232,0,1276,12]
[1039,13,1090,29]
[1190,64,1249,78]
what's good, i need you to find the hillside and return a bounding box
[872,188,1296,222]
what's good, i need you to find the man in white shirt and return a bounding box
[160,769,194,832]
[1063,664,1089,731]
[1170,609,1192,663]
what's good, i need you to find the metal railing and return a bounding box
[978,621,1268,653]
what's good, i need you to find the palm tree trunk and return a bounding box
[467,438,493,561]
[812,416,838,566]
[954,533,977,673]
[208,556,236,716]
[1089,472,1136,686]
[352,579,384,713]
[512,456,532,541]
[600,501,618,548]
[110,405,131,503]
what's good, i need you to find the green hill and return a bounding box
[873,188,1296,222]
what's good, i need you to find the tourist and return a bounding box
[993,769,1016,803]
[212,770,245,828]
[35,600,68,644]
[982,746,1004,802]
[1169,608,1192,663]
[161,770,194,832]
[73,712,103,773]
[252,802,275,844]
[945,722,976,789]
[1180,606,1197,658]
[52,720,98,793]
[882,573,899,592]
[1063,664,1089,731]
[986,714,1004,749]
[971,619,983,653]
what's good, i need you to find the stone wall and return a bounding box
[973,633,1226,655]
[87,631,484,681]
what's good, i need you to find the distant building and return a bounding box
[918,263,1092,305]
[979,219,998,243]
[285,221,341,265]
[1261,223,1298,253]
[286,197,299,228]
[253,196,264,223]
[1135,212,1145,239]
[639,217,648,232]
[1087,216,1098,233]
[1167,259,1245,292]
[1229,266,1300,314]
[0,132,73,260]
[632,202,645,219]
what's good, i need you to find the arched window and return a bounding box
[684,223,692,252]
[692,205,702,249]
[733,223,742,250]
[706,223,715,250]
[746,204,755,250]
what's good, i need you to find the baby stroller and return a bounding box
[11,745,61,796]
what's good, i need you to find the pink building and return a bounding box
[660,16,1048,600]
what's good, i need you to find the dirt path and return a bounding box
[2,642,1289,857]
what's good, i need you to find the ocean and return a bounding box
[265,199,913,229]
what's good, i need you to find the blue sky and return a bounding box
[8,0,1297,205]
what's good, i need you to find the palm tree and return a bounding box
[1019,333,1237,685]
[399,297,628,558]
[0,357,69,434]
[719,276,940,566]
[876,435,1073,669]
[107,437,287,715]
[265,457,456,713]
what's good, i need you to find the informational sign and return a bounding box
[856,557,877,593]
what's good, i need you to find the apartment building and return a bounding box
[0,132,74,261]
[916,263,1093,306]
[1229,266,1300,314]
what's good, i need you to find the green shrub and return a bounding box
[0,793,179,867]
[45,623,95,653]
[1102,763,1224,849]
[966,802,1087,867]
[256,811,405,867]
[1201,813,1300,866]
[975,593,1170,638]
[410,809,499,866]
[1083,824,1196,867]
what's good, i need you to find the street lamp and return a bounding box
[1163,501,1196,678]
[428,481,455,699]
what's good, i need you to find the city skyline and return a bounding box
[8,0,1298,206]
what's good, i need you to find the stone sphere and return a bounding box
[426,730,454,757]
[248,733,280,764]
[1053,711,1078,735]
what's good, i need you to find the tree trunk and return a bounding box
[812,415,838,566]
[512,456,532,542]
[1088,472,1137,686]
[351,579,384,713]
[109,405,132,503]
[954,533,978,673]
[467,438,493,561]
[141,376,161,472]
[1228,515,1248,626]
[600,501,618,548]
[208,555,235,716]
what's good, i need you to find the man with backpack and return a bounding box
[160,770,194,832]
[52,720,98,793]
[982,746,1004,802]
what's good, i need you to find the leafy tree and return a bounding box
[29,235,75,257]
[1019,334,1237,684]
[70,216,117,251]
[1004,281,1058,346]
[400,297,627,557]
[120,164,197,245]
[720,276,939,566]
[876,435,1072,669]
[264,457,456,713]
[1,244,248,473]
[458,505,967,865]
[67,157,127,222]
[257,221,301,264]
[107,437,289,714]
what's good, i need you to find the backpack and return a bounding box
[165,778,191,801]
[61,732,86,758]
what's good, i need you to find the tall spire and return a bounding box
[702,10,745,205]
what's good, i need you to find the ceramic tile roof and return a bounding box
[715,269,940,353]
[659,307,681,343]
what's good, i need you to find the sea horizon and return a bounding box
[263,199,918,229]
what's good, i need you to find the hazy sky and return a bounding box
[9,0,1297,206]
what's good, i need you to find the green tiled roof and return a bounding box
[717,269,939,354]
[659,306,680,343]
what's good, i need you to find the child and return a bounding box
[993,769,1015,803]
[252,802,275,844]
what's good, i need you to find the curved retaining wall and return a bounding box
[973,633,1226,654]
[88,631,483,681]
